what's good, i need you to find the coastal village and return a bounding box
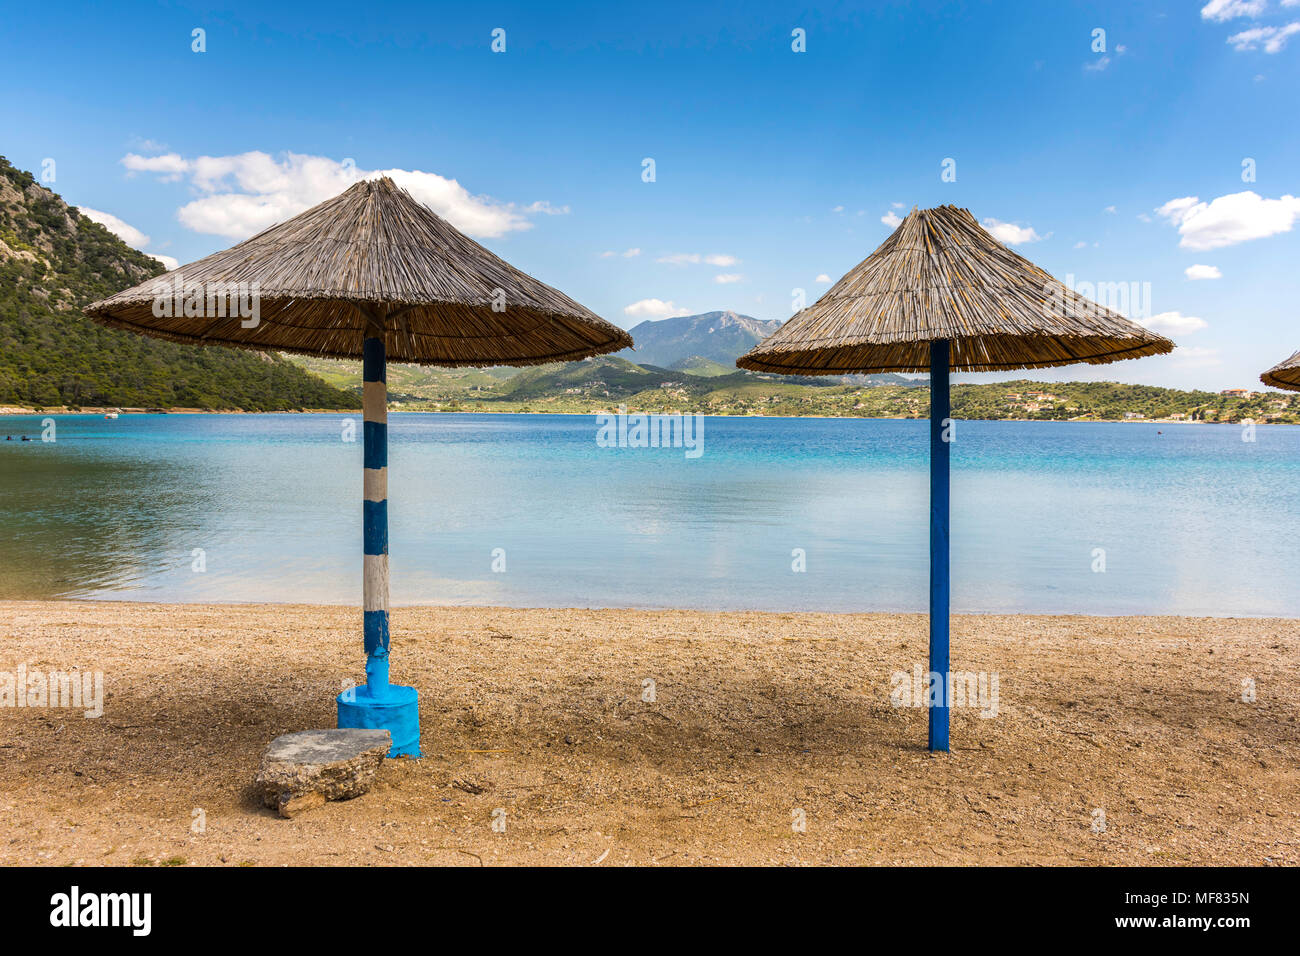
[996,386,1290,423]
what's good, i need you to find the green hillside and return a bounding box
[669,355,734,376]
[285,353,1300,422]
[0,156,359,411]
[284,353,912,411]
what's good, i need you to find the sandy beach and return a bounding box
[1,601,1296,866]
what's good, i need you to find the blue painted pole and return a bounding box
[929,339,951,753]
[337,315,420,757]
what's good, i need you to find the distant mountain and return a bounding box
[616,309,918,388]
[618,310,781,367]
[0,156,359,411]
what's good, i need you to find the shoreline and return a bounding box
[2,600,1296,865]
[1,406,1285,425]
[4,596,1293,621]
[0,406,357,416]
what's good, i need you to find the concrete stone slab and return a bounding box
[255,729,391,818]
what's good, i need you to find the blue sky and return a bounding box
[3,0,1299,389]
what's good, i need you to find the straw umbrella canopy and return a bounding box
[1260,351,1300,391]
[86,176,631,757]
[85,176,630,366]
[738,204,1173,751]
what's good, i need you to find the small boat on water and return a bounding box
[104,412,119,420]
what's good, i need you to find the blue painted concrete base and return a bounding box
[337,684,420,758]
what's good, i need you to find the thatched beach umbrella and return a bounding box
[738,205,1173,752]
[1260,351,1300,391]
[86,176,631,756]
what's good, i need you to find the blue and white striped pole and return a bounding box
[928,339,951,753]
[337,316,420,757]
[362,332,390,690]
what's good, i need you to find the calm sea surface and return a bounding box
[0,413,1295,616]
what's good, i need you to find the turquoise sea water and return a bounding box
[0,412,1295,616]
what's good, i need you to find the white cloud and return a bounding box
[384,167,557,237]
[1142,311,1209,336]
[831,205,844,213]
[131,138,169,154]
[1228,22,1300,52]
[881,211,902,228]
[120,150,561,240]
[713,273,743,284]
[982,218,1044,245]
[1086,45,1128,72]
[1073,240,1088,249]
[120,152,189,180]
[1170,346,1221,368]
[1156,191,1300,250]
[78,207,150,248]
[1185,264,1222,280]
[523,200,570,215]
[815,273,832,283]
[655,252,739,266]
[79,205,183,270]
[1156,197,1200,223]
[624,298,690,319]
[1104,205,1117,214]
[1201,0,1267,22]
[599,247,640,258]
[891,201,905,209]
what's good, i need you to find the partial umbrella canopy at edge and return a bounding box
[737,205,1174,374]
[84,177,631,367]
[1261,351,1300,392]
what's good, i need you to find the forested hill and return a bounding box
[0,156,359,411]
